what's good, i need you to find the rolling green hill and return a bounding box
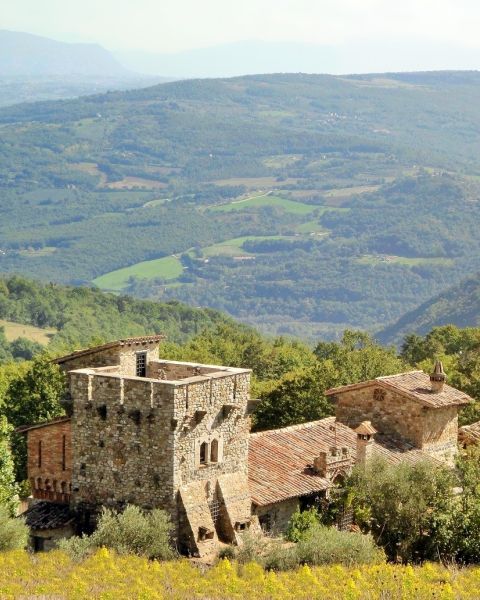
[378,273,480,345]
[1,72,480,338]
[0,275,234,352]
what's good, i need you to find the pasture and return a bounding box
[93,256,183,292]
[0,320,56,345]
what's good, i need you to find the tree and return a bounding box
[0,506,28,550]
[255,330,406,431]
[335,459,456,563]
[0,417,18,515]
[253,365,335,431]
[4,355,66,480]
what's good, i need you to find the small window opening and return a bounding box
[235,521,249,532]
[38,440,42,468]
[36,477,43,490]
[33,536,45,552]
[136,352,147,377]
[62,434,66,470]
[198,526,214,541]
[200,442,208,465]
[96,405,107,420]
[210,439,219,463]
[61,481,67,494]
[259,514,272,533]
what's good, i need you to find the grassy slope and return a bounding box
[210,194,316,214]
[93,256,183,291]
[0,319,56,344]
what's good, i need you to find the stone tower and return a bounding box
[58,336,255,556]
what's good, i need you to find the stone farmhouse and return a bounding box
[19,336,472,555]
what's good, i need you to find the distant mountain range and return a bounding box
[0,30,131,77]
[115,38,480,78]
[379,274,480,345]
[0,30,173,106]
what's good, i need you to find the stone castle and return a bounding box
[20,336,472,554]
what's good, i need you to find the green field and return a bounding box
[0,319,56,344]
[295,220,328,234]
[201,235,289,257]
[211,194,316,215]
[356,255,455,267]
[93,256,183,292]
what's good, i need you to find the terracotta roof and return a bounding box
[326,371,472,408]
[22,501,75,530]
[248,417,433,506]
[459,421,480,444]
[16,416,71,434]
[54,335,165,364]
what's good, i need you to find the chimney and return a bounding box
[430,360,446,394]
[354,421,377,466]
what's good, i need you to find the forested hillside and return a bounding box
[0,275,232,354]
[1,72,480,337]
[379,273,480,344]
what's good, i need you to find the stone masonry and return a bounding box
[56,336,255,556]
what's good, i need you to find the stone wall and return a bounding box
[70,371,176,513]
[334,386,459,463]
[27,420,72,503]
[58,341,160,377]
[69,363,252,554]
[254,498,299,535]
[172,372,251,489]
[29,525,75,552]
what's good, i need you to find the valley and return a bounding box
[1,72,480,338]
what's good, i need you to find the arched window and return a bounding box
[36,477,43,490]
[45,478,51,491]
[200,442,208,465]
[52,480,57,492]
[61,481,67,494]
[210,439,219,463]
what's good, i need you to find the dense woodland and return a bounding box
[2,72,480,338]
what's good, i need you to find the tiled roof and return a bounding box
[55,335,165,364]
[326,371,472,408]
[248,417,434,506]
[22,501,75,530]
[459,421,480,444]
[16,416,71,434]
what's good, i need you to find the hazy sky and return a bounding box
[2,0,480,54]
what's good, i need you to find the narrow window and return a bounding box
[38,440,42,468]
[200,442,208,465]
[62,435,66,471]
[136,352,147,377]
[61,481,67,494]
[210,439,219,463]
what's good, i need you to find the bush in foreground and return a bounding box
[0,505,28,551]
[226,525,383,570]
[59,504,176,560]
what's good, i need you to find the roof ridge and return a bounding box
[250,416,335,438]
[55,334,165,364]
[376,370,423,380]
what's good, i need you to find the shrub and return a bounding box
[295,524,385,567]
[0,505,29,551]
[285,507,320,542]
[59,505,176,561]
